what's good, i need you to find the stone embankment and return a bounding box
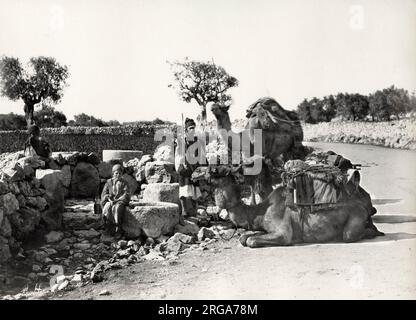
[303,118,416,150]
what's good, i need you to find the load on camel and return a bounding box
[210,97,310,205]
[191,156,383,248]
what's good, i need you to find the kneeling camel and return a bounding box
[208,167,384,248]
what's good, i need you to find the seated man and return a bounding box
[24,124,52,161]
[101,164,130,237]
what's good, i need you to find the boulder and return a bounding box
[45,231,65,244]
[36,169,63,187]
[142,183,179,204]
[1,164,24,182]
[122,173,139,194]
[153,144,174,163]
[0,236,11,263]
[25,196,48,211]
[17,156,44,169]
[0,193,19,216]
[173,220,199,236]
[8,207,41,240]
[102,150,143,163]
[0,180,9,195]
[122,201,179,239]
[145,161,177,184]
[17,181,32,197]
[0,216,12,238]
[134,166,146,184]
[36,169,64,229]
[66,152,81,166]
[61,165,72,188]
[97,162,113,179]
[22,165,35,179]
[70,162,100,198]
[138,154,153,167]
[87,152,100,165]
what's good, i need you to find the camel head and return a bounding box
[201,164,244,210]
[210,103,230,121]
[345,170,377,216]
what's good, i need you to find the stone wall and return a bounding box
[0,125,177,158]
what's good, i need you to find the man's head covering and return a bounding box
[112,164,123,173]
[28,125,40,136]
[184,118,196,130]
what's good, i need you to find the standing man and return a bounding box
[175,118,202,217]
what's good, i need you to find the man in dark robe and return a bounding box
[175,118,202,217]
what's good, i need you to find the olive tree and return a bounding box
[0,56,69,127]
[168,58,238,127]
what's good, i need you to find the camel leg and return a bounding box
[239,231,265,246]
[342,212,368,243]
[246,232,292,248]
[249,186,256,206]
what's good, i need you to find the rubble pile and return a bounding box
[0,144,231,300]
[1,198,235,299]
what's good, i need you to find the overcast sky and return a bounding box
[0,0,415,123]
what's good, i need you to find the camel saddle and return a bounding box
[245,97,301,131]
[282,159,348,211]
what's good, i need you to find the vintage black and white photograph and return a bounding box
[0,0,415,302]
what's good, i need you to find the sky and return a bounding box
[0,0,415,123]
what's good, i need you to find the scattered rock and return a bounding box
[99,289,111,296]
[145,161,177,184]
[73,229,100,239]
[45,231,65,243]
[153,144,174,163]
[174,220,199,236]
[197,227,216,241]
[63,211,102,230]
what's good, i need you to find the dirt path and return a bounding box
[54,218,415,300]
[55,142,416,300]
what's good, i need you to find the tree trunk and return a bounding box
[24,102,35,128]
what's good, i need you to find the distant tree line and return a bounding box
[297,86,416,123]
[0,106,172,130]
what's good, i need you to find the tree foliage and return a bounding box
[0,113,26,130]
[168,58,238,125]
[296,96,337,124]
[0,56,69,127]
[335,93,369,121]
[297,86,414,123]
[69,113,108,127]
[34,104,67,128]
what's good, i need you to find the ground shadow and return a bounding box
[361,232,416,243]
[372,199,402,205]
[373,214,416,224]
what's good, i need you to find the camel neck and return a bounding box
[216,114,232,131]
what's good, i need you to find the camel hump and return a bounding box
[245,97,300,131]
